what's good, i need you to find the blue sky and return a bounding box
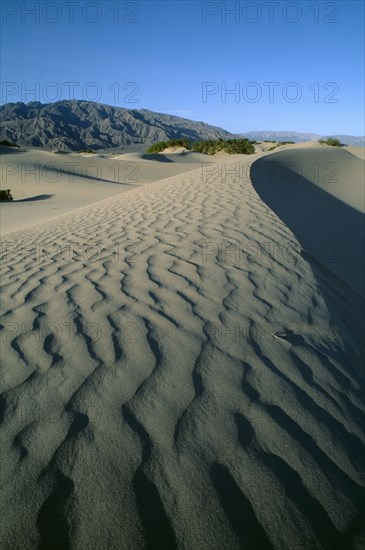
[1,0,364,135]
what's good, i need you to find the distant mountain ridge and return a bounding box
[241,131,365,147]
[1,101,363,150]
[0,100,235,151]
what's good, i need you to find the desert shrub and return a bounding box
[319,138,343,147]
[77,149,95,154]
[192,140,218,154]
[193,138,255,155]
[165,138,192,149]
[146,139,192,153]
[0,189,13,201]
[147,138,255,155]
[146,141,168,153]
[224,139,255,154]
[0,139,19,148]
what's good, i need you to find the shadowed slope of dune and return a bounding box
[0,154,364,549]
[251,147,365,364]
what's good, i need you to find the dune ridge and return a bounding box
[1,152,365,549]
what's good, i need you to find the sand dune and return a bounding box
[0,146,364,549]
[251,147,365,297]
[0,147,211,234]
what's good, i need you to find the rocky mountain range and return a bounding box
[1,100,363,150]
[0,100,234,151]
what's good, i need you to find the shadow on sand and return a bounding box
[141,154,174,163]
[250,157,365,370]
[14,194,55,202]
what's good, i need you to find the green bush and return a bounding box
[166,138,192,149]
[193,138,255,155]
[77,148,95,154]
[0,189,13,201]
[146,138,256,155]
[146,141,168,153]
[0,139,19,148]
[319,137,343,147]
[146,139,192,154]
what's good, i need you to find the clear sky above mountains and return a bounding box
[1,0,364,135]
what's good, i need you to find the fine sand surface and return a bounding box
[0,147,209,234]
[0,144,365,549]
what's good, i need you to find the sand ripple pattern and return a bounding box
[1,162,364,549]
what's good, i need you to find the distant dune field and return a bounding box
[0,147,210,234]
